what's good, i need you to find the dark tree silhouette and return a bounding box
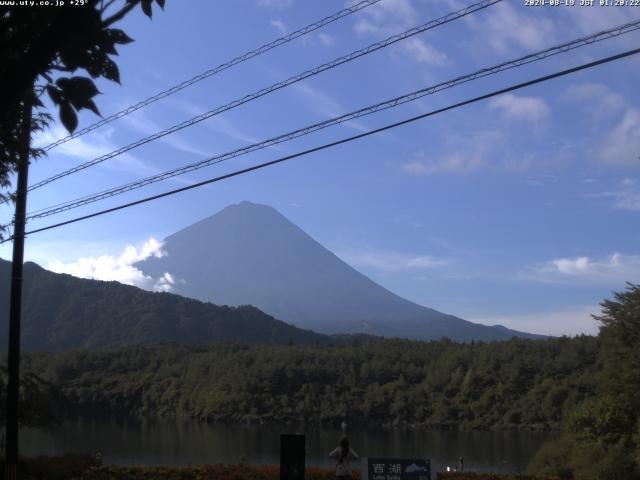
[0,366,68,429]
[0,0,165,210]
[528,283,640,480]
[1,3,166,474]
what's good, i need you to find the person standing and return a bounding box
[329,437,359,480]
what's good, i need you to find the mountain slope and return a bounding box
[138,201,541,341]
[0,259,331,351]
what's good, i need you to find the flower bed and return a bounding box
[77,464,361,480]
[3,456,569,480]
[436,473,564,480]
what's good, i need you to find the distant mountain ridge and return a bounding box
[0,259,333,351]
[138,201,542,341]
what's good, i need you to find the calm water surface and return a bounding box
[21,418,552,477]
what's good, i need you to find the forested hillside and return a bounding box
[0,259,331,350]
[22,336,599,430]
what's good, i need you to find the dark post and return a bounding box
[280,434,305,480]
[5,96,32,480]
[459,456,464,473]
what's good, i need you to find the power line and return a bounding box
[26,0,502,193]
[3,46,637,244]
[41,0,385,152]
[23,19,640,222]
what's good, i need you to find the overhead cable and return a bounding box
[2,46,636,243]
[23,19,640,221]
[27,0,502,193]
[41,0,386,152]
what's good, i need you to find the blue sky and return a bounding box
[2,0,640,336]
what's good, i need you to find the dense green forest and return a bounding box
[528,283,640,480]
[18,335,599,430]
[3,283,639,479]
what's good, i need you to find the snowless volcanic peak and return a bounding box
[137,201,542,341]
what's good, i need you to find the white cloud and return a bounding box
[402,37,448,66]
[470,2,556,54]
[401,131,503,176]
[597,109,640,166]
[563,6,638,34]
[489,94,550,123]
[47,238,177,292]
[316,33,335,46]
[354,19,379,36]
[353,0,447,66]
[523,253,640,284]
[564,83,625,119]
[402,153,483,175]
[590,178,640,211]
[257,0,292,8]
[552,257,592,275]
[155,272,177,292]
[338,248,446,272]
[0,238,121,268]
[354,0,417,30]
[269,19,287,35]
[473,305,600,336]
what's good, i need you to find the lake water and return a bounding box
[20,418,552,477]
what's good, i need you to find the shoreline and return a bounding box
[58,413,561,433]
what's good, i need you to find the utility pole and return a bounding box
[5,95,33,480]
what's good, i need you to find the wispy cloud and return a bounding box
[561,85,640,167]
[522,252,640,284]
[402,153,483,175]
[563,5,637,34]
[489,94,550,123]
[564,83,625,120]
[401,131,503,175]
[292,82,369,132]
[269,19,287,35]
[208,116,264,146]
[526,174,558,188]
[257,0,292,8]
[589,178,640,211]
[353,0,448,66]
[355,0,417,29]
[165,98,263,147]
[47,237,177,292]
[597,109,640,166]
[402,37,448,66]
[337,247,446,272]
[268,19,333,47]
[464,2,556,54]
[393,214,422,229]
[121,111,211,158]
[316,33,335,46]
[32,125,159,177]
